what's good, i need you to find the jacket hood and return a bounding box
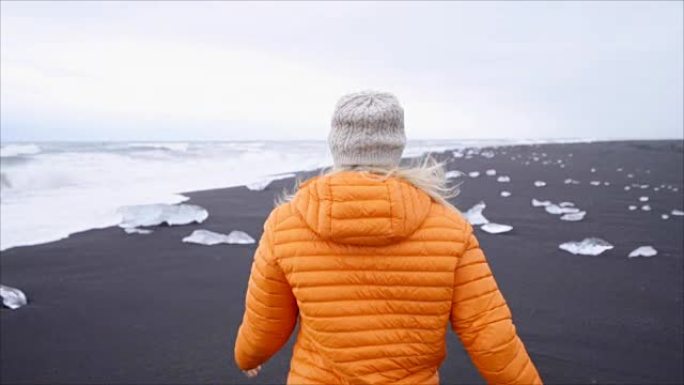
[291,171,432,246]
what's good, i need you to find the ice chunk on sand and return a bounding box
[627,173,634,178]
[628,246,657,258]
[246,179,272,191]
[485,169,496,176]
[661,214,669,220]
[1,285,28,310]
[445,170,464,179]
[639,196,649,202]
[468,171,480,178]
[641,205,651,211]
[452,151,464,158]
[245,173,296,191]
[118,204,208,229]
[617,168,623,172]
[628,205,637,211]
[640,184,649,189]
[590,181,601,186]
[500,191,511,197]
[464,201,489,225]
[183,229,256,245]
[497,176,510,183]
[534,181,546,187]
[624,186,631,191]
[564,178,580,184]
[590,168,596,173]
[603,182,610,186]
[481,150,495,159]
[480,223,513,234]
[559,202,575,207]
[560,211,586,221]
[124,227,153,235]
[559,238,614,256]
[545,204,580,215]
[532,199,551,207]
[671,209,684,216]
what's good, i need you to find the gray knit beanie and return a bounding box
[328,91,406,168]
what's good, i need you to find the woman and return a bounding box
[234,91,542,384]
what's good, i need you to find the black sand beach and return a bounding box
[1,140,682,384]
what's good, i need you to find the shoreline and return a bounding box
[1,139,682,384]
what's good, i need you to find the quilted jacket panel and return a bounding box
[234,171,542,385]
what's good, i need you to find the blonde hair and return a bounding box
[275,154,461,212]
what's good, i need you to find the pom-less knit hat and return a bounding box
[328,91,406,168]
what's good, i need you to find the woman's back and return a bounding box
[235,171,541,384]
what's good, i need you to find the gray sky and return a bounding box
[1,1,682,141]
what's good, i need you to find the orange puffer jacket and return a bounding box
[234,171,542,385]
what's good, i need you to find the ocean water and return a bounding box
[0,139,581,251]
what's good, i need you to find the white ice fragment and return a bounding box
[500,191,511,197]
[624,186,631,191]
[0,285,28,310]
[183,229,255,246]
[559,202,575,207]
[640,184,649,189]
[641,205,651,211]
[661,214,669,220]
[639,196,649,202]
[590,181,601,186]
[452,151,464,158]
[627,173,634,178]
[628,205,637,211]
[560,211,586,221]
[590,168,596,173]
[545,204,580,215]
[124,227,153,235]
[445,170,465,179]
[468,171,480,178]
[532,199,551,207]
[464,201,489,225]
[653,187,660,191]
[564,178,580,185]
[117,203,208,229]
[628,246,657,258]
[671,209,684,216]
[245,173,296,191]
[603,182,610,186]
[246,179,272,191]
[480,223,513,234]
[497,176,511,183]
[534,181,546,187]
[617,168,623,172]
[559,238,614,256]
[481,151,495,159]
[485,169,497,176]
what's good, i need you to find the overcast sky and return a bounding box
[1,1,682,141]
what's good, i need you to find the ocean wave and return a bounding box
[0,144,41,158]
[123,142,190,152]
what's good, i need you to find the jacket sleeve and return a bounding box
[234,210,298,371]
[450,223,542,384]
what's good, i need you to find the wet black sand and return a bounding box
[1,140,682,384]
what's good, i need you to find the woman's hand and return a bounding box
[242,365,262,378]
